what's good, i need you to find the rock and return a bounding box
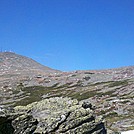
[82,101,95,110]
[0,97,106,134]
[121,130,134,134]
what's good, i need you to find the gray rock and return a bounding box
[0,97,106,134]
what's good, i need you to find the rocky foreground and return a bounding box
[0,97,106,134]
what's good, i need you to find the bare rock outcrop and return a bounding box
[0,97,106,134]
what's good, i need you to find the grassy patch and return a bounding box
[89,81,112,86]
[14,86,55,106]
[68,90,103,101]
[108,80,128,88]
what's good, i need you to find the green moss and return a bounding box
[56,83,73,89]
[108,80,128,88]
[88,80,129,89]
[68,90,103,101]
[89,81,112,86]
[14,86,54,106]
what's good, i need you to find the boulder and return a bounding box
[0,97,106,134]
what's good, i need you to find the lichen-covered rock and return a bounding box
[0,97,106,134]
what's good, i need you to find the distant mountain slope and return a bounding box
[0,52,60,75]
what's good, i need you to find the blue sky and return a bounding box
[0,0,134,71]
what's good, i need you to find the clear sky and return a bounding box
[0,0,134,71]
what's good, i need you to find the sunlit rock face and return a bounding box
[0,97,106,134]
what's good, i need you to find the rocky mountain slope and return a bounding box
[0,52,59,74]
[0,52,60,89]
[0,52,134,133]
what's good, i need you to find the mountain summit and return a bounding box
[0,52,59,75]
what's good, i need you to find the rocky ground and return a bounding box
[0,97,106,134]
[0,52,134,133]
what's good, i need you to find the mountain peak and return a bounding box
[0,52,60,75]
